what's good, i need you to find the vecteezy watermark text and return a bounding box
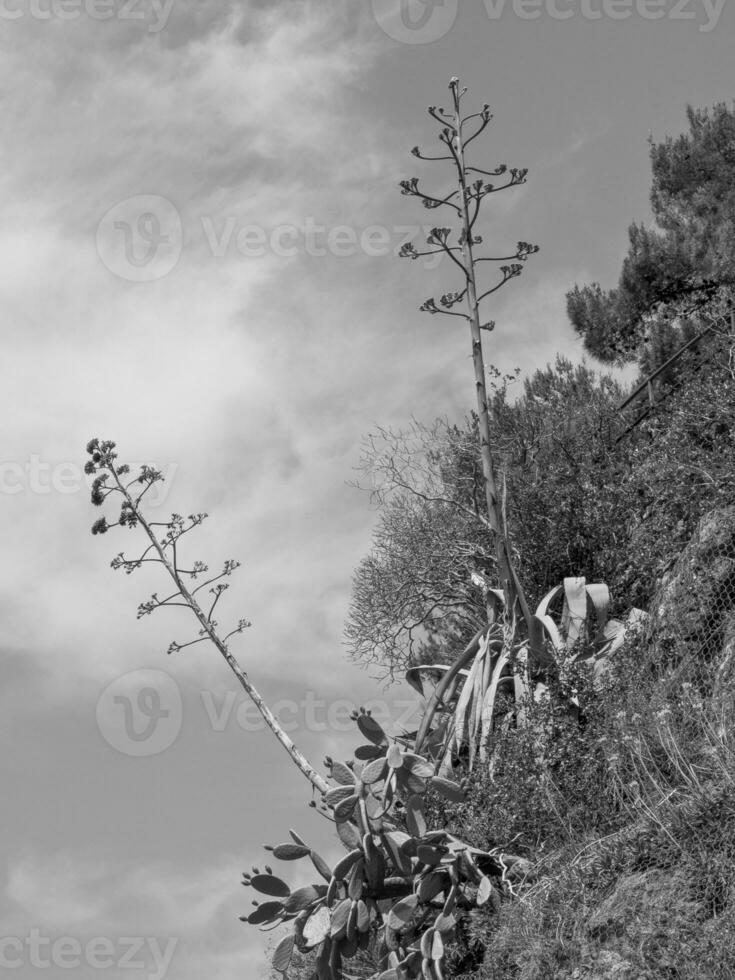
[482,0,725,30]
[0,455,177,501]
[0,0,175,31]
[200,216,443,266]
[96,669,423,757]
[370,0,725,43]
[96,193,445,282]
[0,930,177,979]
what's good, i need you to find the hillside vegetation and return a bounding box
[345,102,735,979]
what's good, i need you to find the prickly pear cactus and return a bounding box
[242,709,524,980]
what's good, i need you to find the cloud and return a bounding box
[1,850,266,979]
[0,0,394,697]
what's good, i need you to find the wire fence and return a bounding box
[644,505,735,729]
[616,308,735,443]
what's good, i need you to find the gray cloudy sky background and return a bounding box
[0,0,733,977]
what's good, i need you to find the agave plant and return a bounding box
[407,575,648,773]
[244,709,531,980]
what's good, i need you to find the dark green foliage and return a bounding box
[611,333,735,610]
[487,358,627,609]
[567,102,735,366]
[349,337,735,669]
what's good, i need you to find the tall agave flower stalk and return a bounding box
[84,439,329,797]
[399,76,539,633]
[398,85,650,769]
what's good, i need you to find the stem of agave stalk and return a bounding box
[449,77,531,633]
[108,466,329,797]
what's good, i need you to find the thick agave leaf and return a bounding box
[561,577,588,646]
[405,664,468,698]
[478,649,511,765]
[529,584,562,664]
[449,644,484,757]
[466,647,488,768]
[533,578,627,668]
[585,582,610,641]
[272,933,295,974]
[250,874,291,899]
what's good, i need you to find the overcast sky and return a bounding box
[0,1,733,977]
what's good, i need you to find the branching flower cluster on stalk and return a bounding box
[398,83,538,339]
[86,439,251,656]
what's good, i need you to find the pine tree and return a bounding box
[567,102,735,366]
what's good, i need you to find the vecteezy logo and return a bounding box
[96,195,183,282]
[370,0,458,44]
[96,669,183,757]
